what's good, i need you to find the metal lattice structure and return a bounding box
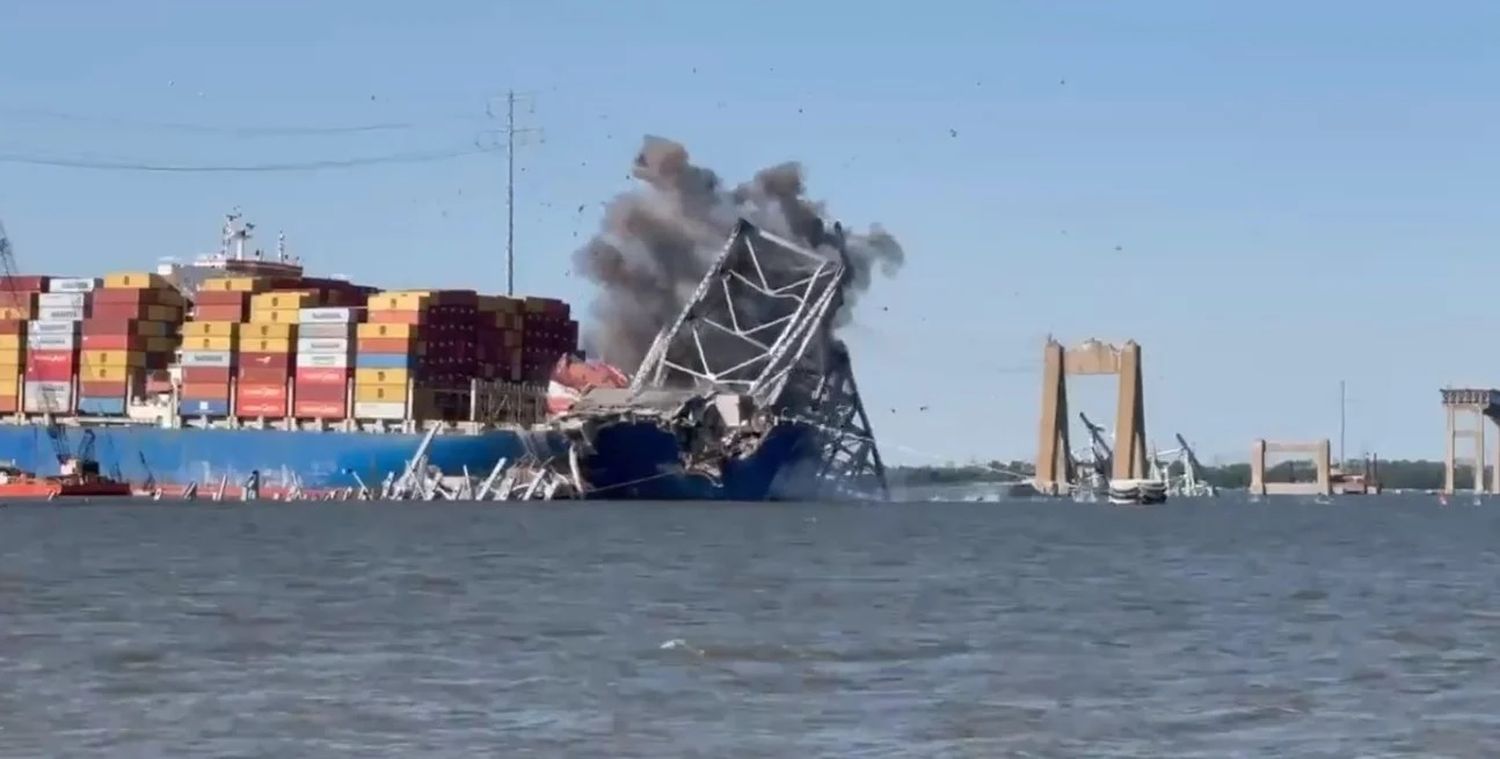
[632,219,887,500]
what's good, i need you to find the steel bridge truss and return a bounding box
[631,220,888,500]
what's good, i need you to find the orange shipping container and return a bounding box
[293,399,346,419]
[236,382,288,402]
[237,399,288,417]
[0,396,16,414]
[357,337,423,355]
[367,309,424,326]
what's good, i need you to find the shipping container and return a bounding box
[80,334,143,351]
[293,382,347,403]
[356,322,418,339]
[0,276,50,291]
[79,350,146,368]
[240,322,296,339]
[0,307,32,320]
[252,291,317,310]
[0,320,24,336]
[193,304,248,321]
[297,323,354,339]
[366,309,425,326]
[180,398,230,416]
[23,381,72,413]
[293,399,346,419]
[179,351,234,368]
[38,292,87,309]
[294,367,346,385]
[236,382,288,402]
[80,378,142,398]
[93,287,181,306]
[249,308,301,325]
[25,334,76,351]
[238,336,292,354]
[184,336,233,352]
[180,383,231,401]
[355,352,418,369]
[104,272,169,290]
[47,277,100,293]
[0,396,17,414]
[353,400,406,420]
[198,276,271,293]
[299,307,356,323]
[236,399,288,417]
[77,397,126,416]
[355,367,409,386]
[296,337,351,354]
[356,337,423,355]
[90,303,181,322]
[193,291,251,306]
[0,373,19,396]
[182,366,232,384]
[238,352,290,371]
[182,321,238,338]
[295,352,350,369]
[80,318,171,337]
[37,306,87,321]
[80,366,131,383]
[238,366,290,384]
[354,383,407,403]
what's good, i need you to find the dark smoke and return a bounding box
[572,136,904,371]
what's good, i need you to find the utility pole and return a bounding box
[496,90,542,297]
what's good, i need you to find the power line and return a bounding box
[0,106,479,136]
[0,145,497,173]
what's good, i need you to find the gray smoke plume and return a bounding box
[573,136,904,371]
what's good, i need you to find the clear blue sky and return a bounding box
[2,1,1497,466]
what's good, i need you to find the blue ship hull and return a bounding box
[573,419,815,500]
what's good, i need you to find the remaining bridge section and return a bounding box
[1250,439,1332,496]
[1441,388,1500,495]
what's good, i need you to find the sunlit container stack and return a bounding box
[519,296,577,383]
[178,276,272,418]
[354,290,476,421]
[24,275,92,414]
[78,273,183,415]
[0,275,46,414]
[293,304,357,420]
[238,289,311,418]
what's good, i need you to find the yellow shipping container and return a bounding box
[0,378,18,397]
[200,276,265,293]
[249,307,301,324]
[104,272,170,290]
[181,321,239,338]
[356,322,416,339]
[0,306,32,320]
[367,292,430,311]
[80,350,146,368]
[238,336,291,354]
[240,322,296,339]
[145,336,178,353]
[0,334,19,350]
[355,368,409,386]
[184,336,233,352]
[81,366,130,382]
[251,292,316,310]
[355,383,408,403]
[0,350,23,367]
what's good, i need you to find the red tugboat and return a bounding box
[0,429,131,499]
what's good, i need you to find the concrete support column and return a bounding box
[1445,405,1457,495]
[1478,408,1489,495]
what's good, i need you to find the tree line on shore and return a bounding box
[888,459,1463,491]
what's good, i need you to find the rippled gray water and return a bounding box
[3,496,1500,757]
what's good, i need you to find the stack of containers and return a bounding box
[178,277,266,418]
[238,290,310,417]
[476,295,525,382]
[518,296,577,384]
[24,276,90,414]
[79,273,184,415]
[355,290,480,421]
[293,303,357,420]
[0,275,46,413]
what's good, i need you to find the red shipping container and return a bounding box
[236,399,287,417]
[0,276,49,292]
[237,366,289,384]
[0,396,16,414]
[294,367,347,385]
[193,304,246,321]
[193,291,251,307]
[367,310,424,326]
[293,399,346,418]
[81,334,145,351]
[180,382,230,401]
[89,302,149,320]
[93,288,178,306]
[357,337,421,354]
[182,366,231,384]
[25,350,75,381]
[237,382,288,402]
[239,352,290,370]
[80,379,143,398]
[293,382,346,403]
[0,320,24,336]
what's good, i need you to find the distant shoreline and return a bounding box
[889,459,1464,492]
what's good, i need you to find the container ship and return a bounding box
[0,213,578,498]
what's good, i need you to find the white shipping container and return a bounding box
[295,352,350,369]
[36,306,85,321]
[48,277,100,293]
[23,381,73,413]
[299,307,355,324]
[354,401,406,420]
[26,334,77,350]
[38,292,87,309]
[27,320,79,336]
[297,323,355,339]
[179,351,233,367]
[296,338,351,354]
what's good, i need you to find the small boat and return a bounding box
[1108,478,1168,505]
[0,457,132,499]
